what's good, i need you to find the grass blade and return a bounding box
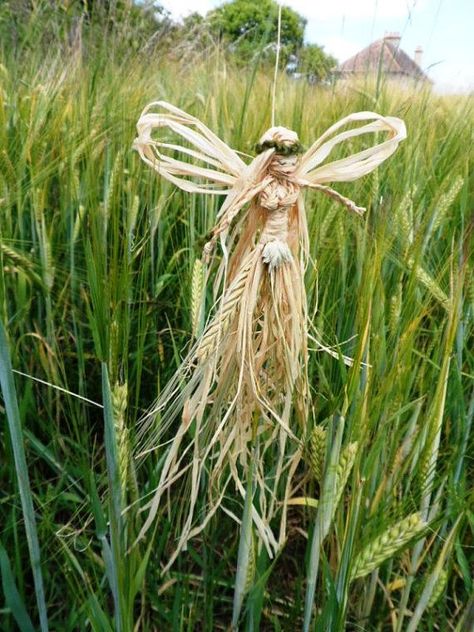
[0,542,35,632]
[232,449,256,629]
[0,320,49,631]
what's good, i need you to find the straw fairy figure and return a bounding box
[133,102,406,568]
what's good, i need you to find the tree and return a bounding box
[208,0,306,62]
[297,44,337,82]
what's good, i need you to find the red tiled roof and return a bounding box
[337,38,430,81]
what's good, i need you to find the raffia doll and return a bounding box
[133,102,406,568]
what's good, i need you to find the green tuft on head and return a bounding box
[255,140,304,156]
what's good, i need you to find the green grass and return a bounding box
[0,14,473,632]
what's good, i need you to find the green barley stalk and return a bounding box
[111,382,129,496]
[389,282,402,335]
[431,175,464,233]
[409,261,450,309]
[332,442,358,514]
[0,242,34,269]
[466,268,474,310]
[72,204,86,244]
[104,150,123,224]
[335,216,345,264]
[350,513,426,581]
[244,529,256,595]
[109,320,120,386]
[101,365,125,631]
[370,166,379,208]
[427,569,448,608]
[127,194,140,244]
[394,183,450,309]
[0,148,16,192]
[0,242,43,287]
[396,186,417,246]
[308,425,327,482]
[405,516,461,632]
[319,202,338,241]
[396,297,458,632]
[303,414,345,632]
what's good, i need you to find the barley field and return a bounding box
[0,8,473,632]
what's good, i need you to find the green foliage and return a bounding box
[297,43,337,81]
[0,5,473,630]
[0,0,171,56]
[208,0,306,61]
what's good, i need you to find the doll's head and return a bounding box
[256,126,303,156]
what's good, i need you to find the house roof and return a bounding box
[337,36,430,81]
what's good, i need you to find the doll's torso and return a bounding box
[257,154,300,270]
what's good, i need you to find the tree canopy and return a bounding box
[297,43,337,81]
[2,1,337,81]
[206,0,335,80]
[208,0,306,59]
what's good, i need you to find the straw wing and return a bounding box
[133,101,248,194]
[294,111,406,185]
[134,101,276,256]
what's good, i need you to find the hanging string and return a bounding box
[271,2,282,127]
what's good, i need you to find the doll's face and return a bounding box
[256,126,303,156]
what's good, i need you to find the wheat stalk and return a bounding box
[111,382,129,495]
[0,149,16,191]
[109,320,119,385]
[394,183,449,309]
[427,568,448,608]
[308,426,327,482]
[351,513,426,580]
[389,282,403,335]
[191,258,204,339]
[431,175,464,233]
[244,529,256,595]
[335,216,345,263]
[333,442,358,510]
[371,166,379,207]
[0,243,34,269]
[196,257,253,361]
[466,267,474,309]
[319,202,338,242]
[396,186,417,246]
[410,262,449,308]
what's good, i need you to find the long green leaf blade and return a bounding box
[0,321,49,631]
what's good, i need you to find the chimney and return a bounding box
[384,32,401,47]
[414,46,423,67]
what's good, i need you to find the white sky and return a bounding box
[159,0,474,93]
